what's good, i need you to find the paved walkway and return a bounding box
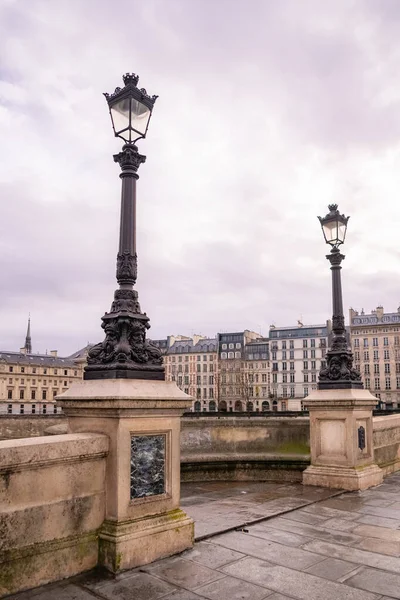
[9,473,400,600]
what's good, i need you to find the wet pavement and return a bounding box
[8,473,400,600]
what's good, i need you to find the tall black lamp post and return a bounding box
[84,73,164,381]
[317,204,362,389]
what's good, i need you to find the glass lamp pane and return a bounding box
[130,98,151,137]
[338,222,347,243]
[111,98,130,136]
[323,221,338,244]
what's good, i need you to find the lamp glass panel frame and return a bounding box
[109,95,152,143]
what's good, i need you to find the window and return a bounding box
[304,374,309,382]
[282,351,287,359]
[19,389,24,400]
[53,390,58,398]
[289,350,294,359]
[303,361,308,370]
[303,387,309,397]
[365,378,371,388]
[236,343,241,349]
[384,350,390,360]
[354,339,360,348]
[196,376,201,385]
[228,352,234,359]
[311,373,317,382]
[272,352,277,360]
[397,377,400,390]
[311,350,316,359]
[290,362,294,371]
[290,387,295,397]
[209,388,214,398]
[303,340,308,348]
[203,388,207,399]
[64,369,68,375]
[53,405,57,414]
[385,363,391,374]
[384,337,389,346]
[31,390,36,400]
[54,369,58,375]
[9,366,13,372]
[21,378,24,384]
[363,338,368,348]
[290,340,294,349]
[290,373,295,383]
[229,343,234,350]
[395,336,400,346]
[311,339,316,347]
[311,361,316,370]
[282,386,288,397]
[32,367,36,373]
[373,350,379,360]
[221,352,227,359]
[42,404,47,414]
[74,370,77,376]
[373,338,378,347]
[31,404,36,414]
[282,374,287,383]
[42,390,47,400]
[222,344,227,350]
[43,368,47,374]
[184,376,189,385]
[272,362,278,371]
[272,373,278,383]
[20,404,24,414]
[196,388,201,399]
[7,404,12,414]
[374,364,380,374]
[21,366,25,373]
[303,350,308,359]
[235,351,241,358]
[385,377,391,390]
[7,389,12,400]
[374,378,380,390]
[282,362,287,371]
[364,351,369,361]
[364,365,370,375]
[355,351,360,361]
[282,341,287,350]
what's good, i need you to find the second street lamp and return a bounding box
[85,73,164,380]
[318,203,362,390]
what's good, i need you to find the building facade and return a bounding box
[0,350,84,415]
[268,322,329,410]
[163,335,218,411]
[350,306,400,408]
[217,331,273,411]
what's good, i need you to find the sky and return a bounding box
[2,0,400,355]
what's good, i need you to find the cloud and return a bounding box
[1,0,400,354]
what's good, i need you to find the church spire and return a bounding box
[25,315,32,354]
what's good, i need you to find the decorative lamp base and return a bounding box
[84,368,165,381]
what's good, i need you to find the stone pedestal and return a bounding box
[302,388,383,491]
[57,379,194,573]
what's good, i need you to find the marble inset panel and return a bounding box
[130,434,166,499]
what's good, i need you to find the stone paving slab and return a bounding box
[7,473,400,600]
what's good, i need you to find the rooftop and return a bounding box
[0,351,78,368]
[9,473,400,600]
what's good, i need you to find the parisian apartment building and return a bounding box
[217,331,272,412]
[0,318,89,415]
[268,321,330,410]
[350,306,400,408]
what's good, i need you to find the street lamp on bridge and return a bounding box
[84,73,164,381]
[317,204,362,390]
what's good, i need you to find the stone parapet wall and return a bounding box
[0,433,108,597]
[0,414,65,439]
[373,414,400,476]
[180,415,310,481]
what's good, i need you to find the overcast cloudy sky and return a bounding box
[1,0,400,355]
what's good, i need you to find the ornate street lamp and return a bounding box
[317,204,362,389]
[84,73,164,380]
